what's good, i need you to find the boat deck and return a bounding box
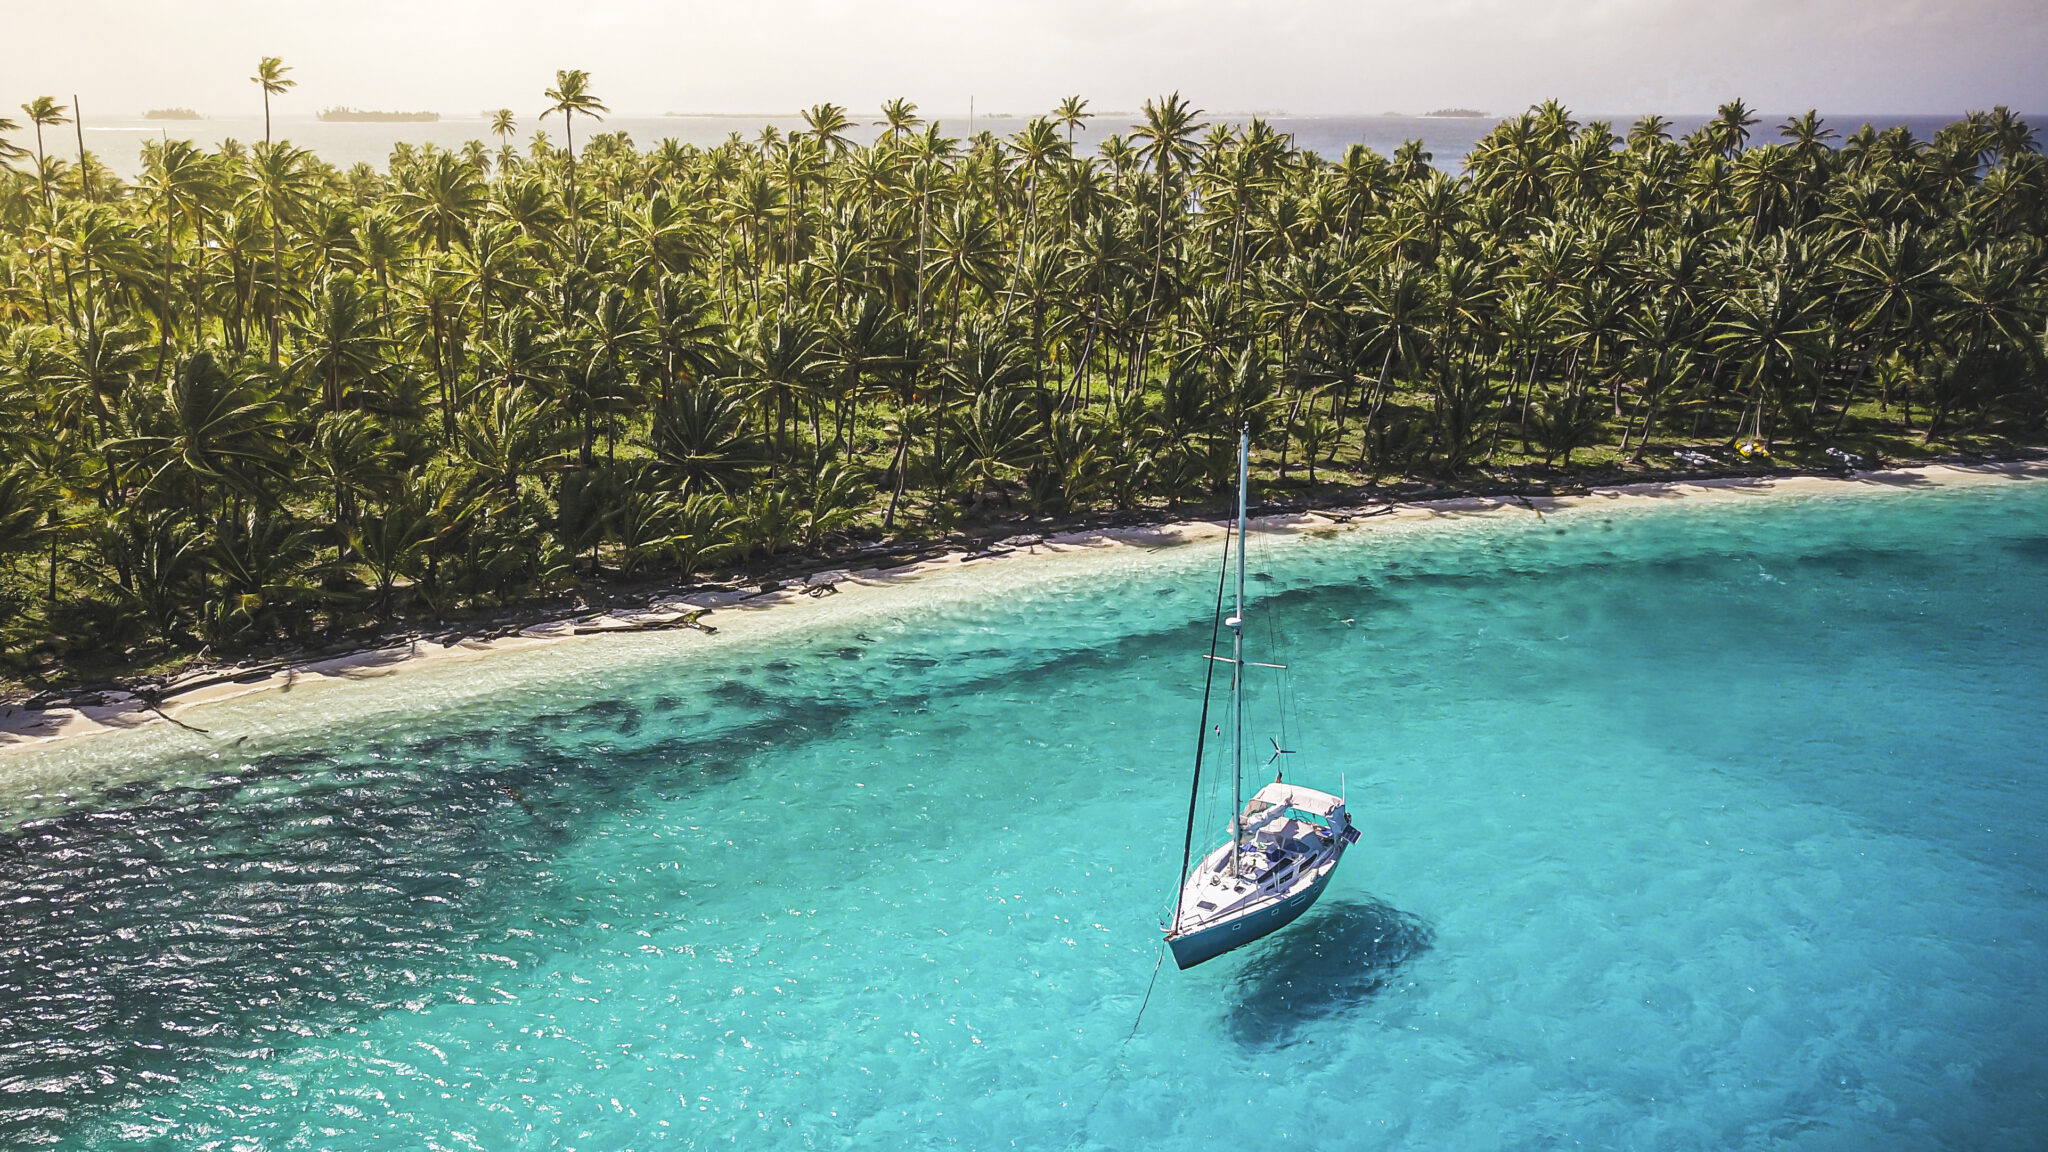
[1171,783,1348,935]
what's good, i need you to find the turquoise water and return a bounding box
[4,477,2046,1150]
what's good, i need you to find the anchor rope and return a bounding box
[1125,943,1166,1042]
[1079,942,1168,1141]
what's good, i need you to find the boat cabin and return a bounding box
[1178,783,1350,927]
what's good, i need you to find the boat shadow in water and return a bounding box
[1225,898,1433,1049]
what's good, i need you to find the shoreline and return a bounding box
[4,458,2045,759]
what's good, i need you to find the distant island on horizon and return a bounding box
[318,107,439,123]
[1422,107,1489,118]
[144,108,204,121]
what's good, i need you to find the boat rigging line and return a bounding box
[1171,514,1236,934]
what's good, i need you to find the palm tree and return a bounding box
[1130,92,1206,383]
[651,384,757,493]
[19,97,69,211]
[0,465,56,561]
[542,69,607,160]
[1618,298,1697,458]
[1929,246,2036,435]
[490,108,517,141]
[822,295,905,457]
[793,459,871,547]
[1982,106,2038,165]
[113,350,283,510]
[395,150,487,251]
[1713,270,1827,447]
[248,141,317,365]
[876,98,922,142]
[542,68,609,231]
[1693,98,1758,159]
[1731,145,1805,234]
[997,117,1067,322]
[928,203,1004,352]
[136,138,214,358]
[1836,223,1945,423]
[350,481,437,617]
[802,103,855,155]
[1779,110,1837,164]
[293,272,392,412]
[47,320,150,436]
[1054,96,1090,147]
[3,96,2047,674]
[954,386,1040,511]
[1261,249,1355,474]
[0,114,31,168]
[251,56,294,147]
[1627,114,1673,149]
[1489,284,1560,456]
[1353,260,1436,463]
[735,316,829,476]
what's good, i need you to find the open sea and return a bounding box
[2,474,2046,1150]
[71,112,1994,180]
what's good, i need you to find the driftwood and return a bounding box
[567,610,717,636]
[133,692,210,735]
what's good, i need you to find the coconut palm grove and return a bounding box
[0,70,2044,681]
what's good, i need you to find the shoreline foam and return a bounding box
[4,460,2043,761]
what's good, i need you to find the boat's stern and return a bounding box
[1246,781,1359,848]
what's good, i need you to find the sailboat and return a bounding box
[1165,429,1360,970]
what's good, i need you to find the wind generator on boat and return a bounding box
[1165,429,1359,971]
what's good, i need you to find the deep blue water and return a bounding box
[2,476,2045,1149]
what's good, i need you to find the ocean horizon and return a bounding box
[70,110,2009,179]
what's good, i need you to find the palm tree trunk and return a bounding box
[1357,346,1397,466]
[156,195,176,378]
[882,419,913,531]
[1486,353,1523,463]
[1828,359,1870,436]
[1617,386,1652,456]
[1628,393,1660,463]
[268,210,282,367]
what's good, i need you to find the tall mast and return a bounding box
[1230,428,1249,874]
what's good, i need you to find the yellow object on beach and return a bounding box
[1738,440,1771,459]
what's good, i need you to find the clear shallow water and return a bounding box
[3,478,2046,1150]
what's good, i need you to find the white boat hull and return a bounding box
[1167,858,1337,969]
[1166,782,1356,969]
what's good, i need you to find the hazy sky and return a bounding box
[10,0,2046,120]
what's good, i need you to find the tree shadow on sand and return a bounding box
[1225,898,1434,1049]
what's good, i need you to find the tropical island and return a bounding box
[143,107,205,120]
[317,106,439,122]
[0,73,2044,698]
[1423,107,1489,118]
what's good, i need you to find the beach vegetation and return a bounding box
[0,83,2046,683]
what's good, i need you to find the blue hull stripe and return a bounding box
[1167,866,1336,970]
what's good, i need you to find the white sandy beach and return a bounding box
[3,460,2042,766]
